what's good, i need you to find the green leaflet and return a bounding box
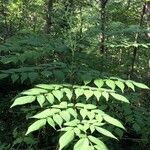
[93,91,102,101]
[110,93,129,103]
[37,95,45,107]
[60,110,71,122]
[103,115,125,130]
[94,79,104,88]
[84,90,93,100]
[80,109,88,119]
[47,117,55,129]
[75,88,84,99]
[67,108,77,118]
[25,119,46,135]
[115,81,125,92]
[106,80,116,90]
[125,81,135,91]
[22,88,48,95]
[52,90,63,101]
[84,104,97,110]
[53,114,63,127]
[46,93,55,104]
[95,127,118,140]
[102,91,109,101]
[59,130,74,150]
[36,84,54,90]
[63,88,73,100]
[133,82,149,89]
[31,109,52,119]
[11,96,36,108]
[73,138,89,150]
[88,136,108,150]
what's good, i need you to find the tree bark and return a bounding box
[99,0,108,53]
[45,0,53,33]
[130,2,146,79]
[146,2,150,38]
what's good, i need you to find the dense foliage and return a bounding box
[0,0,150,149]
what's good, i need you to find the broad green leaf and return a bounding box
[63,88,73,100]
[67,108,77,118]
[95,114,103,123]
[52,90,63,101]
[103,115,125,130]
[88,136,107,150]
[106,80,115,90]
[64,119,80,126]
[102,92,109,101]
[84,90,93,100]
[125,81,135,91]
[11,96,36,108]
[115,81,125,92]
[47,117,55,129]
[60,127,74,131]
[83,123,90,131]
[75,88,84,99]
[94,79,104,88]
[46,93,54,104]
[75,103,85,108]
[133,82,149,89]
[31,109,52,119]
[93,91,102,101]
[11,74,19,83]
[95,127,118,140]
[74,128,81,136]
[22,88,48,95]
[90,125,95,133]
[73,138,89,150]
[59,130,74,150]
[60,111,70,122]
[84,104,97,110]
[111,93,129,103]
[52,102,67,109]
[25,119,46,135]
[53,114,63,127]
[80,109,88,119]
[37,95,45,107]
[87,111,95,120]
[36,84,54,90]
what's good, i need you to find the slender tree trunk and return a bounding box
[146,2,150,38]
[1,0,9,40]
[99,0,108,53]
[146,2,150,78]
[45,0,53,33]
[130,2,146,78]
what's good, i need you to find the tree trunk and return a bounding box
[99,0,108,53]
[146,2,150,38]
[130,2,146,79]
[45,0,53,33]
